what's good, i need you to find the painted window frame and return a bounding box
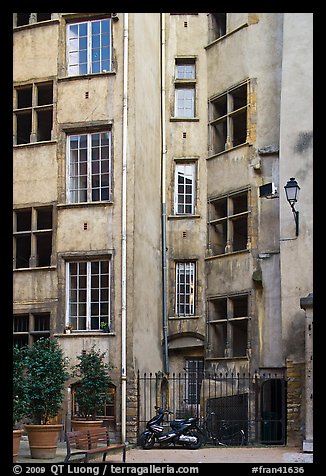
[174,58,196,119]
[67,18,112,76]
[174,162,196,215]
[66,130,112,204]
[175,261,196,317]
[65,259,111,332]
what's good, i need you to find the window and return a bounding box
[174,163,196,215]
[67,18,112,76]
[208,190,249,256]
[174,59,196,119]
[66,259,111,331]
[13,207,53,269]
[67,131,112,203]
[208,13,227,43]
[14,82,53,145]
[208,294,249,358]
[208,82,248,155]
[175,262,196,316]
[15,13,52,27]
[13,313,50,347]
[185,359,204,405]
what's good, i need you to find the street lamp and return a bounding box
[284,177,300,236]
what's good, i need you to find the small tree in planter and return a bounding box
[23,337,70,459]
[71,346,112,430]
[13,345,29,462]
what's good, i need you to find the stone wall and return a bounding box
[286,360,304,446]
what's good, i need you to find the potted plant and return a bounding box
[13,345,29,463]
[71,345,112,431]
[100,321,110,333]
[23,337,70,459]
[65,324,73,334]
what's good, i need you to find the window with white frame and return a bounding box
[175,262,196,316]
[174,59,196,119]
[66,260,111,331]
[67,18,112,76]
[174,163,196,215]
[67,131,112,203]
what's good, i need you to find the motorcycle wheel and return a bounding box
[139,431,155,449]
[184,430,204,449]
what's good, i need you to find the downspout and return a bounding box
[121,12,128,444]
[161,13,169,375]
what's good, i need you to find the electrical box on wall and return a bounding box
[259,182,278,198]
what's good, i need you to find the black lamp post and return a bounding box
[284,177,300,236]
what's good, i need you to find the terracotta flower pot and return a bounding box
[24,424,62,459]
[13,429,23,463]
[71,420,103,448]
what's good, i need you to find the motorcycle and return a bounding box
[139,406,203,449]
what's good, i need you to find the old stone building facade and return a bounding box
[13,13,313,447]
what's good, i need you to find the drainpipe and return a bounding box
[121,12,128,444]
[161,13,169,375]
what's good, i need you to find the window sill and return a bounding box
[13,140,57,149]
[55,332,116,337]
[205,355,249,361]
[207,142,250,160]
[57,201,114,209]
[168,315,200,320]
[168,214,201,220]
[13,266,56,272]
[170,117,199,122]
[205,248,250,261]
[58,71,116,82]
[205,23,248,50]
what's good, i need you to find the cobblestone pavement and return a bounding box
[17,438,313,464]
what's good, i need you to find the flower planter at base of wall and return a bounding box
[13,429,23,463]
[24,424,62,459]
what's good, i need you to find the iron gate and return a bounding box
[137,370,287,445]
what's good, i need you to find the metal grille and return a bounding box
[137,370,287,445]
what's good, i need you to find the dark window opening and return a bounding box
[16,235,31,268]
[16,112,32,144]
[37,83,53,105]
[13,315,29,333]
[16,209,32,231]
[232,216,248,252]
[209,298,227,320]
[34,313,50,331]
[231,295,248,318]
[37,109,53,141]
[37,13,52,22]
[231,320,248,357]
[211,322,227,357]
[210,197,227,220]
[13,335,29,348]
[211,95,227,121]
[37,208,52,229]
[232,192,247,215]
[209,13,226,42]
[36,233,52,266]
[16,13,31,27]
[233,111,247,147]
[17,87,32,108]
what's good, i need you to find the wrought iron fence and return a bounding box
[137,370,287,445]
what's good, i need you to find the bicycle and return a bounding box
[200,413,245,447]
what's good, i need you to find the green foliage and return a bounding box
[24,338,70,425]
[13,346,29,428]
[73,346,112,420]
